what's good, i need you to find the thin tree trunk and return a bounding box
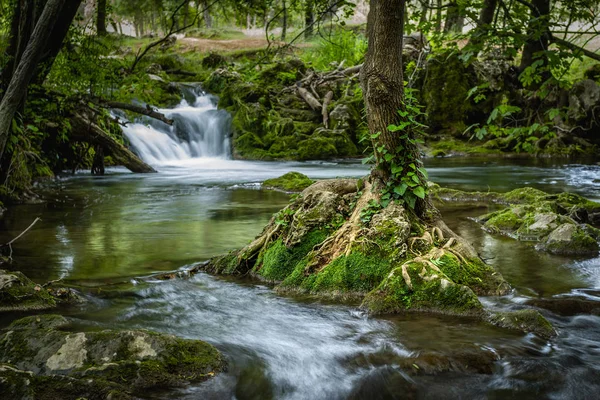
[304,0,314,39]
[281,0,287,41]
[0,0,67,162]
[467,0,498,48]
[97,0,107,35]
[519,0,551,72]
[435,0,442,32]
[203,0,212,29]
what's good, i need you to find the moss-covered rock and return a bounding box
[432,185,600,257]
[0,270,57,312]
[539,223,599,256]
[200,179,511,318]
[263,172,315,192]
[487,310,556,339]
[0,315,224,398]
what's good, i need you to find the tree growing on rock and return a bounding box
[197,0,555,328]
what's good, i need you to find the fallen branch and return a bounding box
[96,100,173,125]
[71,114,156,173]
[297,84,322,111]
[550,35,600,62]
[2,217,41,261]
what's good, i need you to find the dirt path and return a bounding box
[178,37,272,52]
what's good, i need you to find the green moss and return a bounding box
[433,254,507,296]
[205,252,241,275]
[503,187,547,204]
[0,270,57,312]
[307,252,393,293]
[263,172,314,192]
[422,52,474,133]
[362,261,484,316]
[426,139,502,156]
[488,310,556,339]
[482,209,523,234]
[256,230,328,281]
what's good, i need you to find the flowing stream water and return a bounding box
[1,95,600,399]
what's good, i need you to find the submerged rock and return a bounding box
[487,310,557,340]
[263,172,314,192]
[0,315,224,399]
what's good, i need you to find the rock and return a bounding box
[147,73,164,82]
[145,63,162,74]
[525,213,558,235]
[202,52,226,69]
[540,223,599,256]
[0,270,57,312]
[526,297,600,316]
[348,366,417,400]
[329,104,352,130]
[159,35,176,51]
[568,79,600,121]
[0,315,224,397]
[263,172,314,192]
[487,309,556,339]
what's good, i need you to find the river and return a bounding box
[1,93,599,399]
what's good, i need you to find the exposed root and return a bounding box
[304,182,378,274]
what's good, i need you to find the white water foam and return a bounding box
[122,92,231,166]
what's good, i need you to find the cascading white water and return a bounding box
[122,90,231,165]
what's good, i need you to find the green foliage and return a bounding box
[378,88,429,210]
[299,28,367,70]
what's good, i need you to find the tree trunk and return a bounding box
[467,0,498,48]
[444,1,463,33]
[0,0,44,90]
[97,0,107,35]
[304,0,314,39]
[203,0,212,29]
[519,0,551,73]
[0,0,67,163]
[71,115,156,173]
[435,0,442,32]
[281,0,287,41]
[361,0,427,215]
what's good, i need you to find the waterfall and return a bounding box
[121,89,231,165]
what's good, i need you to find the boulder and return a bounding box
[540,223,599,256]
[0,270,56,312]
[0,315,224,399]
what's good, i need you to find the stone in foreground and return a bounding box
[0,315,224,399]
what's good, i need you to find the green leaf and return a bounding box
[394,183,408,196]
[413,186,426,199]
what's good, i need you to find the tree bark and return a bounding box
[0,0,67,163]
[444,1,464,33]
[281,0,288,41]
[435,0,442,32]
[203,0,212,28]
[519,0,550,72]
[467,0,498,48]
[97,0,107,35]
[304,0,314,39]
[361,0,427,215]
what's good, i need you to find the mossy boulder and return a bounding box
[487,310,557,339]
[0,315,224,398]
[0,270,57,312]
[422,51,474,135]
[432,185,600,257]
[539,223,600,256]
[263,172,314,192]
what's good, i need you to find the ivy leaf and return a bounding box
[394,183,408,196]
[413,186,426,199]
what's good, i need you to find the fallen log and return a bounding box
[94,100,173,125]
[71,114,156,173]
